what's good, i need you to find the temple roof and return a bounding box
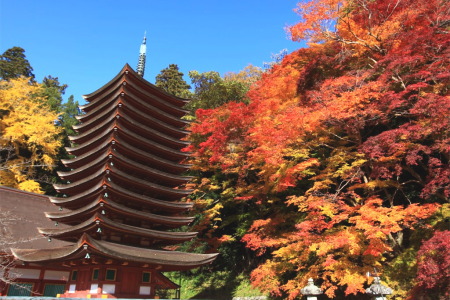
[49,181,194,212]
[53,165,192,199]
[80,64,189,117]
[11,234,218,271]
[78,89,190,130]
[67,123,189,162]
[74,99,189,139]
[64,136,191,173]
[45,197,194,227]
[38,213,197,244]
[0,186,70,251]
[70,113,188,152]
[58,150,192,186]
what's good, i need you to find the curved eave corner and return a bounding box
[82,64,191,108]
[11,234,90,263]
[82,64,132,102]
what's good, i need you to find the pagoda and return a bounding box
[11,39,217,298]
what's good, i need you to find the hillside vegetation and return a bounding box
[183,0,449,299]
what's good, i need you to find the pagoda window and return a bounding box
[7,283,33,296]
[92,269,99,281]
[70,270,78,281]
[105,269,116,281]
[12,268,40,279]
[44,270,70,280]
[142,272,151,283]
[43,284,66,297]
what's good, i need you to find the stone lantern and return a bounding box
[301,278,322,300]
[365,277,393,300]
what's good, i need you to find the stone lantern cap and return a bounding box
[365,277,393,296]
[301,278,323,296]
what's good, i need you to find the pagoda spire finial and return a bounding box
[136,32,147,77]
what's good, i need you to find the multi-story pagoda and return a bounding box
[11,62,217,298]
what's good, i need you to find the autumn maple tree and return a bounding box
[413,230,450,298]
[185,0,449,298]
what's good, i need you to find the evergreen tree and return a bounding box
[59,95,79,138]
[0,47,34,80]
[47,94,80,196]
[40,75,68,111]
[155,64,191,98]
[187,70,250,111]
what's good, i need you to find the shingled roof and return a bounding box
[0,186,69,251]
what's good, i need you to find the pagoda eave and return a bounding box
[58,152,192,186]
[73,100,119,130]
[50,182,194,212]
[69,125,189,162]
[12,234,218,271]
[118,111,189,149]
[82,65,190,118]
[39,214,198,244]
[45,198,194,227]
[74,110,189,150]
[120,102,190,138]
[54,167,192,199]
[64,136,191,173]
[122,64,190,108]
[122,79,189,118]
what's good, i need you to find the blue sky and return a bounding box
[0,0,305,104]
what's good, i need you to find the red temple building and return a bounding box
[0,41,217,298]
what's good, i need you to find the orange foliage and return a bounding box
[186,0,448,298]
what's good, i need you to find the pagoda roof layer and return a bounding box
[38,213,197,244]
[58,150,192,186]
[68,121,189,162]
[64,136,191,173]
[78,88,190,130]
[11,234,218,271]
[49,181,193,212]
[118,110,189,149]
[81,64,189,116]
[73,96,189,138]
[82,63,189,107]
[54,165,192,199]
[45,197,194,227]
[71,110,188,150]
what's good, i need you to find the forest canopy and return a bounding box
[184,0,449,299]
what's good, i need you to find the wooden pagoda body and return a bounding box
[11,64,217,298]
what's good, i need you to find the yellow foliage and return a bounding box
[17,180,44,194]
[0,77,62,191]
[0,170,16,186]
[223,64,263,86]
